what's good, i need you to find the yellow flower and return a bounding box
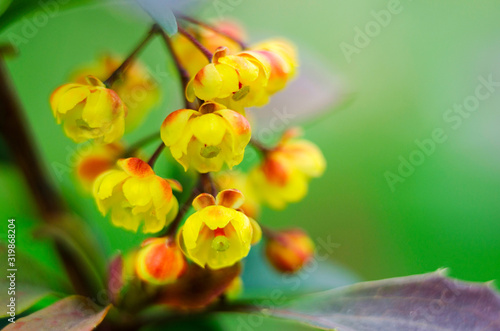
[71,55,161,131]
[171,20,245,78]
[249,128,325,209]
[50,76,126,143]
[212,39,298,112]
[178,189,261,269]
[239,39,297,100]
[185,47,267,108]
[75,142,124,192]
[135,237,187,285]
[160,101,251,173]
[265,228,315,273]
[93,157,182,233]
[247,38,298,94]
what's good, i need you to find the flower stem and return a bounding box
[103,24,160,87]
[158,28,190,90]
[147,142,165,168]
[124,132,160,157]
[164,185,200,237]
[177,15,248,49]
[250,138,272,155]
[200,172,218,196]
[177,26,213,61]
[157,27,196,109]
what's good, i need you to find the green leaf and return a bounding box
[0,0,94,32]
[136,0,177,35]
[0,283,53,318]
[230,271,500,330]
[3,296,111,331]
[0,0,12,18]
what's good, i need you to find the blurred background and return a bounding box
[1,0,500,308]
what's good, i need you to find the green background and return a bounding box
[1,0,500,323]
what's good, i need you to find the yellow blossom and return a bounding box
[160,101,251,173]
[178,189,261,269]
[185,47,267,109]
[72,55,161,131]
[93,157,181,233]
[50,76,126,143]
[249,128,325,209]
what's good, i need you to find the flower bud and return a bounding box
[265,229,315,273]
[135,238,187,285]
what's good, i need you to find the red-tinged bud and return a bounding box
[265,229,315,273]
[135,237,187,285]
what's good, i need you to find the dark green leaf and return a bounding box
[0,0,94,32]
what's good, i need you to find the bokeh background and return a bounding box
[1,0,500,325]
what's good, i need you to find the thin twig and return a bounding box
[177,15,247,49]
[147,142,165,168]
[250,138,273,155]
[177,26,213,61]
[164,184,201,237]
[200,173,218,196]
[103,24,160,87]
[123,132,161,157]
[157,27,196,109]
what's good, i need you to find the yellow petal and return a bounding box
[54,85,90,114]
[193,193,216,211]
[94,169,128,201]
[118,157,154,178]
[249,218,262,245]
[218,55,259,85]
[193,63,223,101]
[190,113,226,146]
[111,206,141,232]
[214,64,240,98]
[161,109,197,146]
[216,189,244,209]
[82,89,115,128]
[122,177,154,207]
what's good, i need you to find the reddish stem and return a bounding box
[147,142,165,168]
[103,24,159,87]
[177,26,213,61]
[177,15,247,49]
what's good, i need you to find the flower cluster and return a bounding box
[49,17,325,310]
